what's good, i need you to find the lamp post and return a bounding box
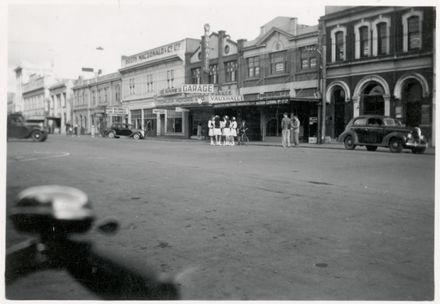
[306,44,326,144]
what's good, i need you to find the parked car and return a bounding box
[7,113,48,142]
[104,123,144,140]
[338,115,427,154]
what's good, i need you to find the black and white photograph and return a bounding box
[3,0,437,301]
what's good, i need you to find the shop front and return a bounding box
[210,92,320,142]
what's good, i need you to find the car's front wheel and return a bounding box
[344,136,356,150]
[108,132,115,138]
[389,138,403,153]
[366,145,378,151]
[32,130,44,142]
[132,133,141,140]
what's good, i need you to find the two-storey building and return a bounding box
[186,28,241,137]
[120,39,200,137]
[48,79,74,134]
[72,72,122,135]
[22,74,56,128]
[235,17,321,141]
[320,6,435,144]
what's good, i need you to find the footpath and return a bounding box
[51,133,436,154]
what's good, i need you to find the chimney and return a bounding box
[260,25,266,35]
[290,17,298,36]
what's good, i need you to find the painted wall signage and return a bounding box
[159,87,182,96]
[105,107,127,115]
[121,41,184,68]
[207,95,244,104]
[182,84,214,94]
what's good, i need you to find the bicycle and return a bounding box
[6,185,179,300]
[238,129,249,145]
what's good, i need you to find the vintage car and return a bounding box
[338,115,428,154]
[104,123,144,140]
[7,113,48,142]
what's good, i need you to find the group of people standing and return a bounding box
[281,113,300,148]
[208,115,246,146]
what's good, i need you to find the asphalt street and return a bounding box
[5,135,435,300]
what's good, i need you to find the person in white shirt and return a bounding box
[230,117,237,146]
[208,116,215,145]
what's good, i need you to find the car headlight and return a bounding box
[407,133,413,139]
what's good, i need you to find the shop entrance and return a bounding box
[159,114,165,136]
[402,80,423,127]
[333,87,346,138]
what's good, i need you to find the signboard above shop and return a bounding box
[105,107,128,115]
[121,40,185,68]
[182,84,214,94]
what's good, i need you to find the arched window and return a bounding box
[408,16,421,50]
[335,31,344,61]
[402,10,423,52]
[377,22,387,55]
[359,26,369,57]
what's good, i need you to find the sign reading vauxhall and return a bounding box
[121,40,185,68]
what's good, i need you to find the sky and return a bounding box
[6,0,328,92]
[5,0,438,93]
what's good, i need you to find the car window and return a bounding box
[353,118,367,126]
[383,118,399,126]
[367,118,383,126]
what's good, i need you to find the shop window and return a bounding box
[167,110,182,133]
[270,51,286,74]
[130,109,142,129]
[225,61,237,82]
[247,56,260,78]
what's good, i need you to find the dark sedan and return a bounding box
[338,115,428,154]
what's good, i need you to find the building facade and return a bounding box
[320,6,436,145]
[21,74,56,126]
[237,17,321,142]
[7,92,15,113]
[185,28,241,138]
[48,80,74,134]
[14,62,53,113]
[120,38,200,137]
[72,72,122,135]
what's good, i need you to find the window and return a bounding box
[335,31,345,61]
[225,61,237,82]
[247,56,260,78]
[191,68,201,84]
[300,47,317,70]
[166,110,182,133]
[146,75,153,93]
[104,88,108,103]
[92,90,96,106]
[353,118,367,126]
[129,78,135,95]
[408,16,421,50]
[359,26,369,57]
[98,89,102,104]
[167,70,174,88]
[208,64,218,84]
[377,22,387,55]
[270,52,286,74]
[402,11,423,52]
[115,85,120,102]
